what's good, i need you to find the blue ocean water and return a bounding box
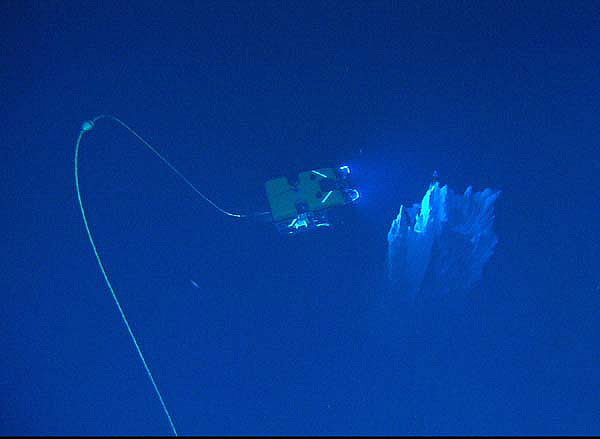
[3,1,599,435]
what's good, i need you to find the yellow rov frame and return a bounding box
[264,166,359,235]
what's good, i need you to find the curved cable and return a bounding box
[88,114,248,218]
[75,115,212,436]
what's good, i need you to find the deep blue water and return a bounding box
[3,1,599,435]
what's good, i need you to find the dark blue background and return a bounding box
[3,1,599,435]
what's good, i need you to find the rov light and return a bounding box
[338,165,350,175]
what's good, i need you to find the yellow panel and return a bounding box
[265,177,298,221]
[298,168,345,211]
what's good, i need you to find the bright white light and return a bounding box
[321,190,333,203]
[311,170,328,178]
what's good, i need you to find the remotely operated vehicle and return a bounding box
[262,165,360,235]
[74,115,361,436]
